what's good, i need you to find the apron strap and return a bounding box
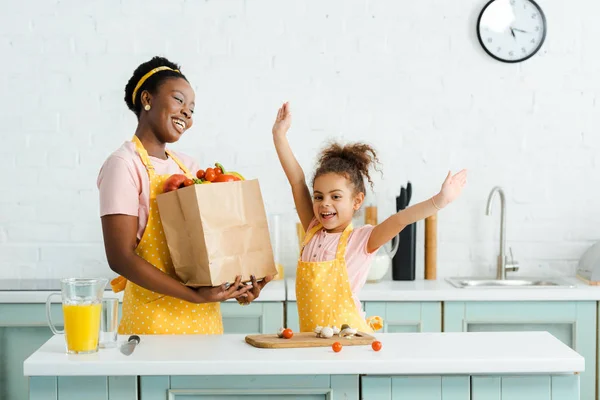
[299,222,324,254]
[335,223,353,259]
[131,135,193,179]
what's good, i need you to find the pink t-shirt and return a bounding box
[300,218,376,318]
[97,141,199,241]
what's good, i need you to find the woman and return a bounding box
[98,56,272,335]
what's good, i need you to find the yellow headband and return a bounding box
[131,66,180,105]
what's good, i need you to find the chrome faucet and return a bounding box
[486,186,519,279]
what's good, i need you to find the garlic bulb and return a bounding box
[277,327,285,338]
[314,325,323,335]
[332,326,340,335]
[320,326,334,339]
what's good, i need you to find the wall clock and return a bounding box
[477,0,547,63]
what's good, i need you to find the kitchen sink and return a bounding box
[446,277,576,289]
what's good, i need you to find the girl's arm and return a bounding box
[272,102,314,232]
[367,170,467,253]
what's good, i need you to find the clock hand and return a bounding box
[513,27,528,33]
[510,27,516,39]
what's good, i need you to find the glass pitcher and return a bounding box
[45,278,108,354]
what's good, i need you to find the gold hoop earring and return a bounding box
[144,104,151,111]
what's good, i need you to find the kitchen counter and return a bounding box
[0,278,286,303]
[24,331,583,376]
[286,277,600,301]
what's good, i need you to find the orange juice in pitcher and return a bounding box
[63,303,102,352]
[46,278,108,354]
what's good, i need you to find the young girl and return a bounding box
[272,102,467,333]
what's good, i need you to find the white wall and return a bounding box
[1,0,599,280]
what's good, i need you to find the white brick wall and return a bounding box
[1,0,599,280]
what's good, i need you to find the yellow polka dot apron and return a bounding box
[295,223,382,333]
[110,136,223,335]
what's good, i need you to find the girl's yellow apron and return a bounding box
[110,136,223,335]
[295,223,382,333]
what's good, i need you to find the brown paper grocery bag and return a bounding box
[156,180,277,287]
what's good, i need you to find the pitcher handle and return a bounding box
[45,293,64,334]
[385,234,400,258]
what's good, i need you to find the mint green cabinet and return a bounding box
[444,301,596,400]
[2,301,283,400]
[285,301,442,332]
[364,302,441,332]
[362,375,579,399]
[1,304,64,400]
[220,302,283,334]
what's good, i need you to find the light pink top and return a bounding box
[301,218,376,318]
[97,141,199,241]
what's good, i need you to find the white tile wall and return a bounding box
[1,0,599,280]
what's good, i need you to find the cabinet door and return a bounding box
[286,302,442,333]
[364,302,442,332]
[361,376,468,399]
[444,301,595,400]
[141,375,358,400]
[471,375,579,400]
[221,302,283,334]
[0,304,63,400]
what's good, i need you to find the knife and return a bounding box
[399,187,407,210]
[120,335,140,356]
[406,181,412,206]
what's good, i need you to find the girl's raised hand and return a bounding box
[437,169,467,207]
[272,102,292,138]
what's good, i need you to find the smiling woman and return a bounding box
[96,56,272,335]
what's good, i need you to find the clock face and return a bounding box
[477,0,547,63]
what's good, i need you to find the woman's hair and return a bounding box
[124,56,187,117]
[312,142,381,194]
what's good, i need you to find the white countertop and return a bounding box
[0,279,286,303]
[5,276,600,303]
[287,277,600,301]
[24,331,583,376]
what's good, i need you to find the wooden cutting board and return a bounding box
[245,332,376,349]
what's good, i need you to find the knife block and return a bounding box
[392,223,416,281]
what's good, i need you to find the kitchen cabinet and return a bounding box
[1,301,283,400]
[444,301,596,400]
[361,375,579,399]
[220,301,283,334]
[285,301,442,332]
[0,303,65,400]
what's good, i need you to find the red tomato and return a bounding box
[282,328,293,339]
[214,168,223,176]
[183,179,194,187]
[204,168,216,182]
[371,341,382,352]
[213,174,239,183]
[332,342,342,353]
[196,169,205,180]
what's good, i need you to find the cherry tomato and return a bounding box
[204,168,216,182]
[196,169,205,180]
[183,179,194,187]
[371,341,382,352]
[282,328,293,339]
[332,342,342,353]
[214,167,223,176]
